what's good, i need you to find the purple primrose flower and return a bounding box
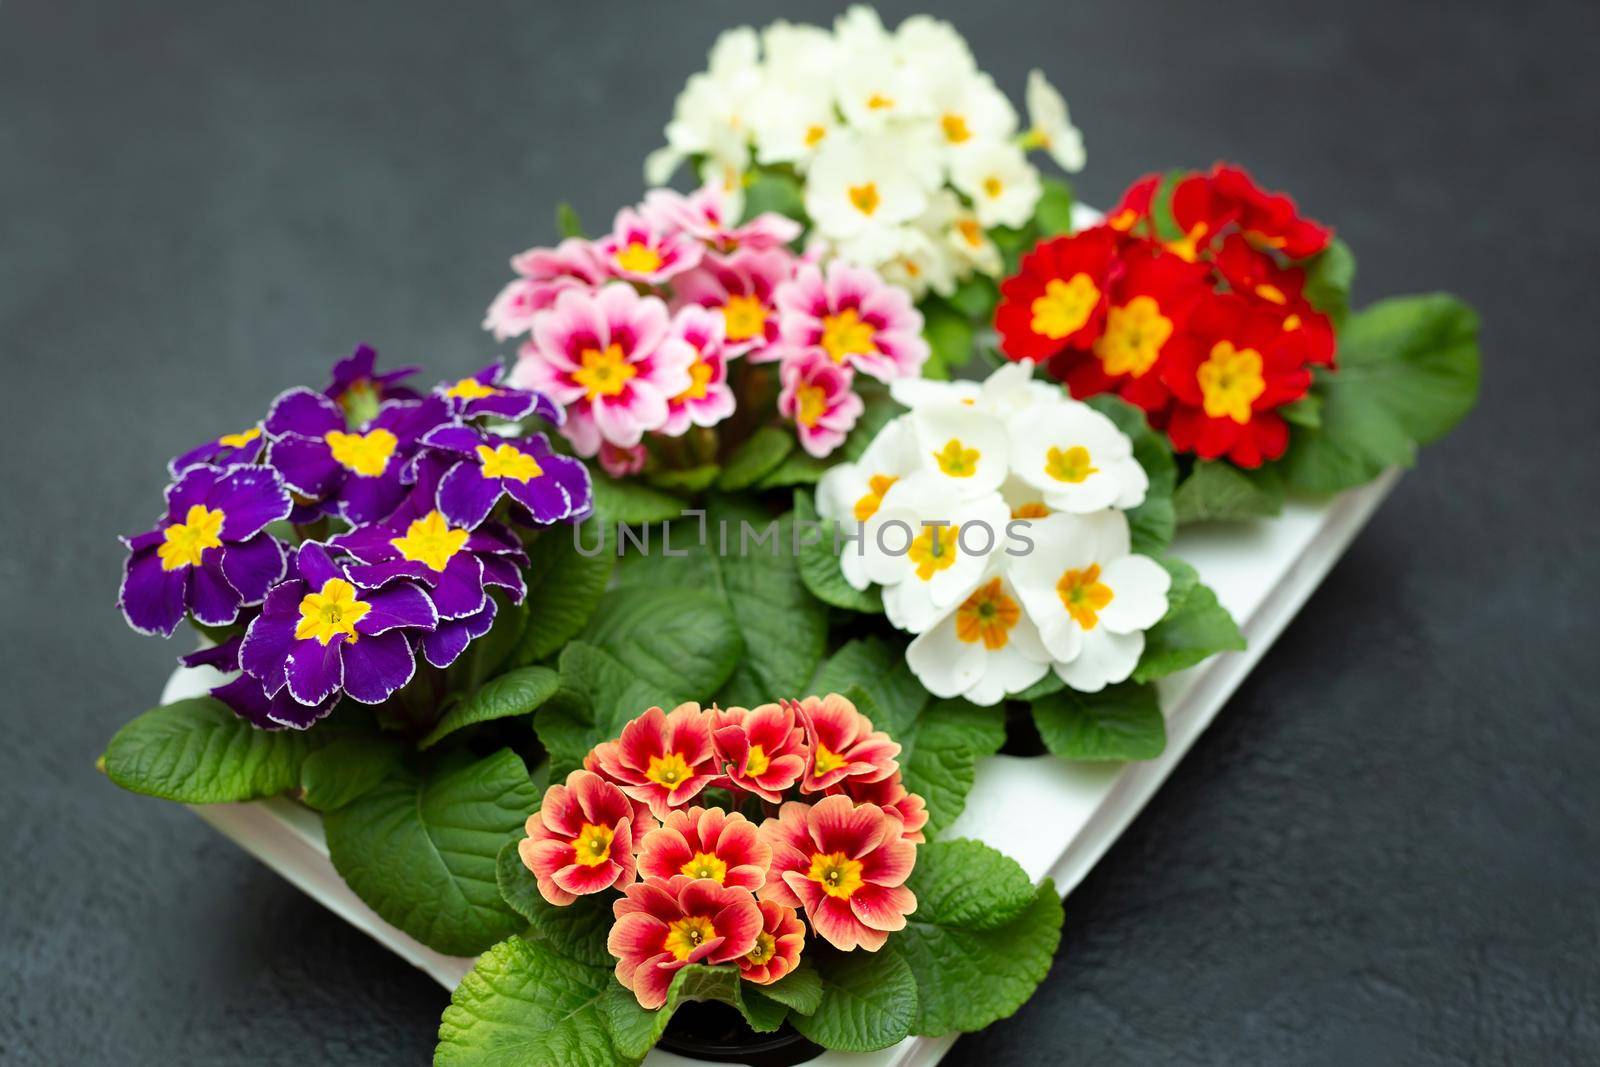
[434,360,565,425]
[418,424,592,529]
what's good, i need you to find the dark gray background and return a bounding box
[3,0,1596,1063]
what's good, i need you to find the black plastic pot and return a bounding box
[657,1001,822,1066]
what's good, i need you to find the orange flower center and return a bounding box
[1030,274,1099,340]
[853,473,898,522]
[1011,501,1050,520]
[679,851,729,884]
[663,915,716,961]
[674,356,715,403]
[1057,563,1114,630]
[908,525,959,582]
[746,932,777,966]
[807,851,865,899]
[795,383,828,428]
[848,182,880,216]
[941,113,971,143]
[572,822,614,868]
[955,578,1021,650]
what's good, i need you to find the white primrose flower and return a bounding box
[816,416,922,591]
[892,14,978,81]
[910,401,1011,499]
[865,224,959,300]
[652,28,764,185]
[928,72,1019,160]
[1008,399,1150,513]
[951,141,1042,229]
[1009,511,1171,692]
[1025,69,1087,174]
[906,568,1051,705]
[859,474,1011,634]
[805,132,929,242]
[889,358,1051,421]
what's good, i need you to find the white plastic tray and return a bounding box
[163,469,1398,1067]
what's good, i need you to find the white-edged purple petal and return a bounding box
[286,637,345,705]
[339,630,417,704]
[190,556,243,626]
[220,533,286,604]
[429,553,487,620]
[437,460,502,528]
[118,548,188,637]
[240,610,299,696]
[356,582,438,635]
[293,541,344,589]
[265,386,345,438]
[267,434,342,497]
[207,467,293,542]
[421,599,497,669]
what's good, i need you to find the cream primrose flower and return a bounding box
[889,357,1052,422]
[815,415,922,591]
[1007,399,1150,513]
[905,568,1051,705]
[952,141,1042,230]
[648,27,763,185]
[864,224,959,300]
[909,401,1010,500]
[927,72,1018,163]
[806,131,930,243]
[859,473,1010,634]
[1024,69,1087,174]
[1008,510,1171,692]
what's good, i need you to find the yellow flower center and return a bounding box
[443,377,498,400]
[1057,563,1114,630]
[955,577,1021,650]
[217,427,260,448]
[853,473,898,522]
[572,822,614,868]
[1108,208,1139,232]
[941,113,971,143]
[573,342,637,400]
[294,577,371,645]
[1255,283,1287,305]
[820,308,877,363]
[933,438,981,477]
[1030,274,1100,340]
[811,742,847,779]
[793,383,829,428]
[157,504,225,571]
[1094,295,1172,378]
[389,510,470,571]
[646,751,693,792]
[674,357,715,403]
[745,932,777,966]
[743,743,770,777]
[663,915,717,961]
[1283,313,1303,332]
[807,851,865,900]
[614,241,663,275]
[956,218,984,248]
[679,851,729,884]
[1197,341,1266,424]
[908,525,959,582]
[804,124,828,147]
[866,93,894,110]
[982,176,1004,199]
[476,443,543,483]
[1164,222,1209,263]
[848,182,881,217]
[721,294,767,342]
[1045,445,1098,484]
[324,428,398,478]
[1011,501,1051,520]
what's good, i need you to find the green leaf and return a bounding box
[816,639,1003,834]
[1300,237,1356,326]
[1034,177,1075,236]
[535,641,683,775]
[1148,169,1190,243]
[946,274,999,321]
[792,947,918,1052]
[921,298,976,380]
[1172,460,1285,524]
[324,749,538,956]
[581,585,743,699]
[495,839,614,968]
[435,934,646,1067]
[465,591,528,687]
[555,201,584,240]
[892,840,1064,1036]
[1032,681,1165,761]
[419,666,561,750]
[588,474,685,525]
[517,519,616,666]
[299,734,405,811]
[1132,558,1246,682]
[613,498,826,706]
[1279,393,1322,429]
[756,958,823,1016]
[1281,293,1480,493]
[102,697,314,804]
[716,425,794,491]
[648,464,721,493]
[1085,394,1177,555]
[741,169,806,226]
[793,489,881,613]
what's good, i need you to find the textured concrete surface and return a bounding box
[3,0,1596,1063]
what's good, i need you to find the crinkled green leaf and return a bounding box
[495,839,614,968]
[1034,177,1075,236]
[1300,237,1356,326]
[1032,681,1165,762]
[1173,460,1285,524]
[892,841,1064,1036]
[581,585,742,699]
[555,202,584,240]
[1282,293,1480,493]
[946,274,999,321]
[791,946,918,1052]
[324,749,538,956]
[299,734,405,811]
[435,935,641,1067]
[756,958,823,1016]
[1132,557,1246,682]
[516,519,615,665]
[589,475,685,524]
[1086,393,1177,555]
[102,697,314,804]
[921,298,975,380]
[420,667,560,750]
[717,426,794,491]
[793,489,881,613]
[648,464,721,494]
